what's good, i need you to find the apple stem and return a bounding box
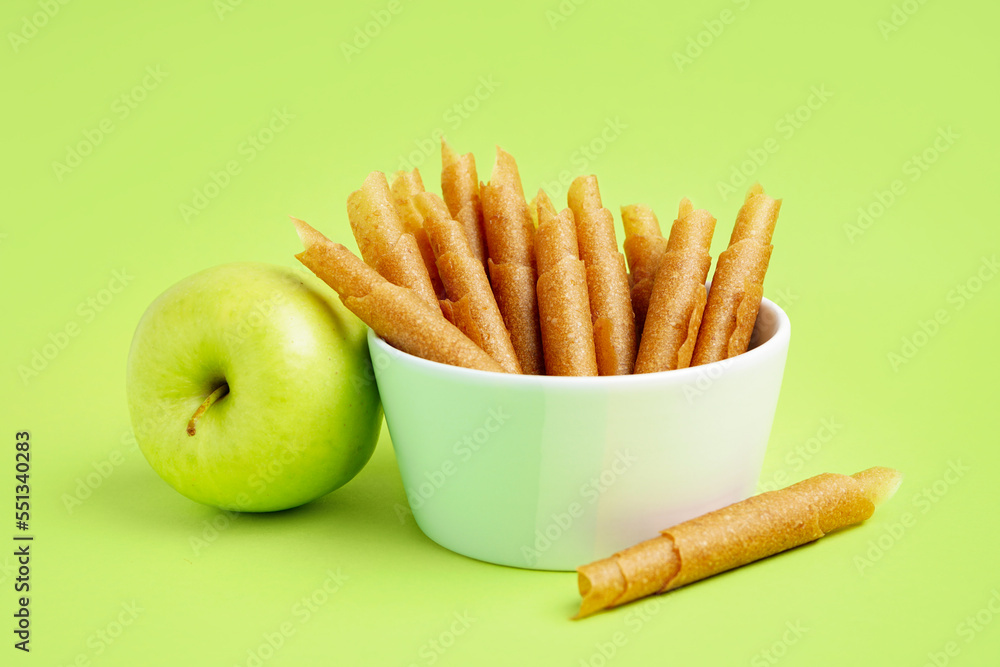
[187,383,229,436]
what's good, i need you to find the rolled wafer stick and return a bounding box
[481,147,544,375]
[621,204,668,337]
[390,169,445,299]
[441,139,488,272]
[291,217,503,373]
[634,199,716,373]
[534,190,598,376]
[414,192,522,374]
[691,183,781,366]
[568,176,637,375]
[347,171,440,312]
[575,467,904,619]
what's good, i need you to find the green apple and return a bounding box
[126,262,382,511]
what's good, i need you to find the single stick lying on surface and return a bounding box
[568,176,637,375]
[534,190,598,376]
[415,192,522,374]
[634,199,716,373]
[291,217,503,373]
[347,171,440,312]
[621,204,668,338]
[691,183,781,366]
[441,139,488,272]
[390,168,445,299]
[575,467,903,619]
[480,147,544,375]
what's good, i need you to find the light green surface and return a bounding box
[2,1,998,665]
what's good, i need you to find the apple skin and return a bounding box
[126,262,382,512]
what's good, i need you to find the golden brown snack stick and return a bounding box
[488,261,542,374]
[575,467,904,619]
[390,169,445,299]
[441,139,488,271]
[291,217,503,373]
[534,190,598,376]
[481,147,544,374]
[533,191,567,274]
[481,148,534,265]
[634,200,716,373]
[414,192,522,374]
[621,204,668,337]
[389,168,426,237]
[347,171,440,312]
[568,176,636,375]
[691,183,781,366]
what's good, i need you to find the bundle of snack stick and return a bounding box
[292,141,781,376]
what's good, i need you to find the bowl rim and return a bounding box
[367,294,790,389]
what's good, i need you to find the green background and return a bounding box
[3,0,999,665]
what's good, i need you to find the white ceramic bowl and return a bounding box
[368,297,790,571]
